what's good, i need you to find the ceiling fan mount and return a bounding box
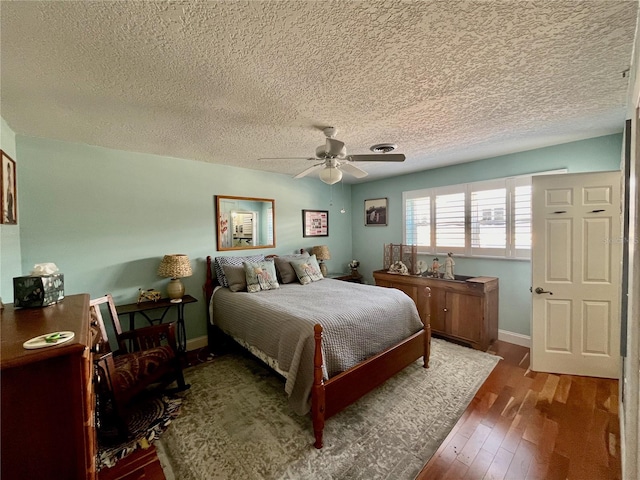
[259,127,406,184]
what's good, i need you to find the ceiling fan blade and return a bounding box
[339,162,369,178]
[325,138,346,157]
[294,163,324,179]
[348,153,406,162]
[258,157,315,161]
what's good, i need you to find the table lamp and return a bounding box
[312,245,331,277]
[157,254,193,303]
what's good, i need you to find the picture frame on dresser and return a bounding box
[365,197,387,226]
[1,150,17,225]
[302,209,329,237]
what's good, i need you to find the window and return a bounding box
[266,208,274,245]
[403,171,562,259]
[513,178,532,258]
[435,190,466,252]
[405,195,430,247]
[470,180,507,256]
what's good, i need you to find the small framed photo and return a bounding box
[302,209,329,237]
[365,198,388,226]
[1,150,17,225]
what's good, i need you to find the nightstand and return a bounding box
[327,270,363,283]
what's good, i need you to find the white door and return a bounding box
[531,171,622,378]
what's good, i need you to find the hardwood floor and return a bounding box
[417,340,621,480]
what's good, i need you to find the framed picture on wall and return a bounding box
[302,209,329,237]
[365,197,387,226]
[1,150,17,225]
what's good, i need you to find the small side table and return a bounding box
[327,270,363,283]
[115,295,197,353]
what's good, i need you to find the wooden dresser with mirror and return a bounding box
[1,294,98,479]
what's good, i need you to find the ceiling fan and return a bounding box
[259,127,406,184]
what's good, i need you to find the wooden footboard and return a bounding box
[311,287,431,449]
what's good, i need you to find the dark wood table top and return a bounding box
[115,294,197,315]
[1,294,90,370]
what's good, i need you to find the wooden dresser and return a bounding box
[1,294,97,480]
[373,270,499,351]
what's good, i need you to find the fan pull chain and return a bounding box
[340,179,346,213]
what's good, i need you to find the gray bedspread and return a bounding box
[210,278,423,415]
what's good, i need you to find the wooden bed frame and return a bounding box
[204,255,431,449]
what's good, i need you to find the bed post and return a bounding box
[311,323,326,449]
[204,256,215,350]
[423,286,432,368]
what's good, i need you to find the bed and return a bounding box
[204,254,431,448]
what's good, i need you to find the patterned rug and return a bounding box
[97,393,182,470]
[157,338,500,480]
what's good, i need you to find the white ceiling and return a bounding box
[1,1,637,183]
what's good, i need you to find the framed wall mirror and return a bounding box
[215,195,276,251]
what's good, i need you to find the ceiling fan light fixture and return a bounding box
[319,166,343,185]
[370,143,398,153]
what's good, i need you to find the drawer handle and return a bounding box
[443,308,448,312]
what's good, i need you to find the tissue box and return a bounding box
[13,274,64,308]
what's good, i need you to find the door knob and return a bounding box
[534,287,553,295]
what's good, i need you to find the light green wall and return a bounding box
[0,118,21,303]
[15,135,353,340]
[351,133,624,336]
[6,130,624,342]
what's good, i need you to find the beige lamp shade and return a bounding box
[311,245,331,261]
[312,245,330,276]
[157,254,192,302]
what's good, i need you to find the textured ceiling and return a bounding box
[0,1,638,183]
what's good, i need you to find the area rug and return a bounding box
[97,394,182,470]
[157,338,500,480]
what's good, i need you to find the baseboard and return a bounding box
[186,335,208,352]
[498,329,531,348]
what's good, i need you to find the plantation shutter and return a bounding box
[435,187,465,254]
[470,179,507,256]
[513,177,532,258]
[403,190,431,249]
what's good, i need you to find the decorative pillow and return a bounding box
[274,252,310,284]
[243,260,280,293]
[214,254,265,287]
[290,254,324,285]
[222,265,247,292]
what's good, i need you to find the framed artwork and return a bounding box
[1,150,17,225]
[365,197,388,226]
[302,209,329,237]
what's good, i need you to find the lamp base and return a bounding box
[167,278,185,301]
[319,262,328,277]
